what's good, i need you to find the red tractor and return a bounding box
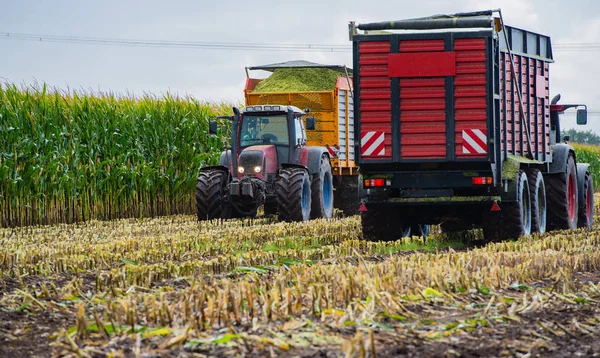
[196,105,334,222]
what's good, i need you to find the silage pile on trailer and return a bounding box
[253,68,341,92]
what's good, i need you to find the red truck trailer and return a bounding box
[350,10,594,242]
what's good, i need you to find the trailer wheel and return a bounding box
[276,168,312,222]
[361,208,411,241]
[310,155,334,219]
[482,170,531,242]
[196,170,228,221]
[577,169,594,231]
[527,169,547,234]
[545,154,578,230]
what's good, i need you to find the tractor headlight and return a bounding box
[253,166,262,173]
[238,166,245,174]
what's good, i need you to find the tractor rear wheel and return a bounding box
[482,170,531,242]
[196,170,228,221]
[361,207,411,242]
[310,156,334,219]
[527,168,547,234]
[545,154,578,230]
[276,168,312,222]
[577,168,594,231]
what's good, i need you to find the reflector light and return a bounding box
[472,177,493,185]
[363,178,386,187]
[359,203,368,212]
[491,202,501,211]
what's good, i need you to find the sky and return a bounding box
[1,0,600,132]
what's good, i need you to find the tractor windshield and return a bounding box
[240,115,289,147]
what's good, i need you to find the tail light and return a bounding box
[472,177,493,185]
[363,178,390,187]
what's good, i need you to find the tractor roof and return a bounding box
[241,105,305,115]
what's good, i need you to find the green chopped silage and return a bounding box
[253,68,342,92]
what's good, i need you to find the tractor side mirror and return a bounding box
[577,108,588,125]
[306,117,316,130]
[209,120,218,134]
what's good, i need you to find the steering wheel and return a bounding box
[261,133,277,143]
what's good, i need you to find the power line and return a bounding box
[2,31,600,53]
[0,32,350,52]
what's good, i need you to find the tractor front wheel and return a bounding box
[577,167,594,231]
[276,168,312,222]
[546,154,578,230]
[196,170,229,221]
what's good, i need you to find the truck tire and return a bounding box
[276,168,312,222]
[545,154,578,230]
[310,156,334,219]
[361,208,411,242]
[527,169,547,234]
[196,170,228,221]
[577,169,594,231]
[482,170,531,242]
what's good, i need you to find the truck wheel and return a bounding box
[577,169,594,231]
[310,156,334,219]
[482,170,531,242]
[361,208,411,241]
[545,154,578,230]
[276,168,312,222]
[527,169,546,234]
[196,170,228,221]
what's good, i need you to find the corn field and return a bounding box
[2,206,600,357]
[0,83,228,227]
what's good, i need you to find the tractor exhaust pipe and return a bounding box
[231,107,241,180]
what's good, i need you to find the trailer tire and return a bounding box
[545,154,578,230]
[527,169,547,234]
[578,169,594,231]
[276,168,312,222]
[196,170,228,221]
[482,170,531,242]
[361,208,411,242]
[310,156,334,219]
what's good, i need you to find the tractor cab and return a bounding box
[237,105,308,176]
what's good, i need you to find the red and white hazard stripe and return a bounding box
[462,129,487,154]
[325,145,340,158]
[361,131,385,156]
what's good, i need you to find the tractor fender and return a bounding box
[548,144,576,174]
[219,150,232,169]
[298,147,330,175]
[199,165,229,174]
